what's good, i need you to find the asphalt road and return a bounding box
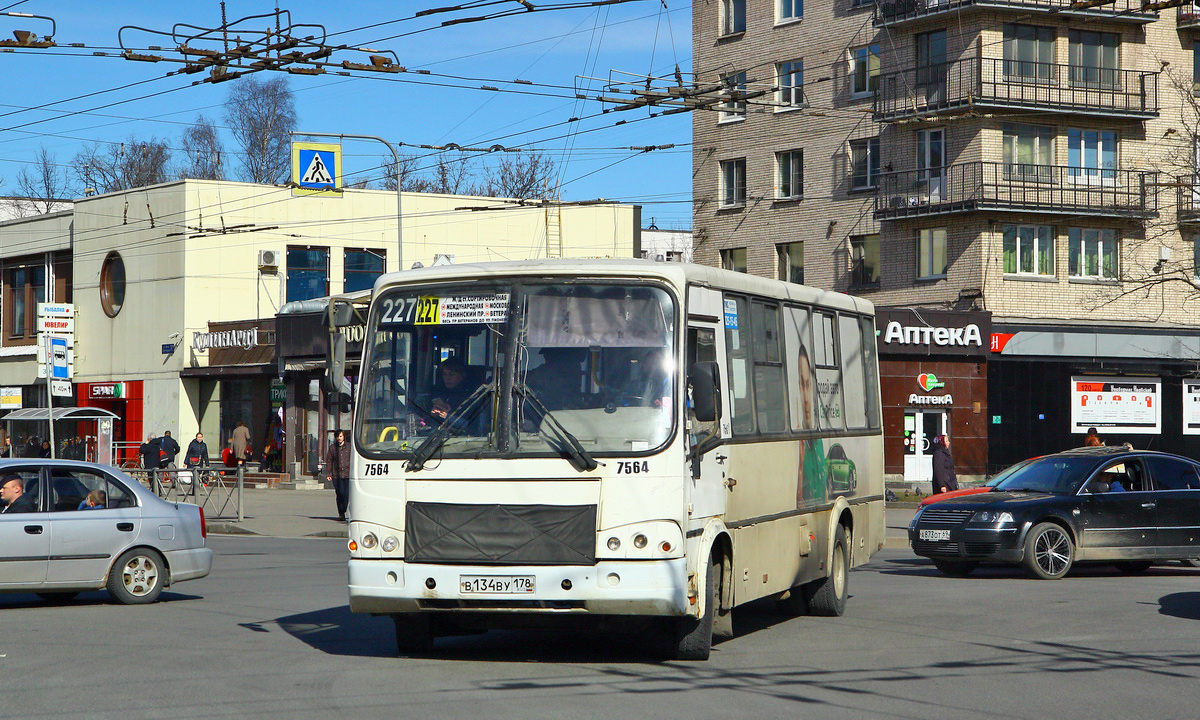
[2,538,1199,720]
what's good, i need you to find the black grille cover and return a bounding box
[405,502,597,565]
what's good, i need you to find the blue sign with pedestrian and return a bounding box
[297,148,336,190]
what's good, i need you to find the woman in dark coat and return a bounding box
[930,434,959,494]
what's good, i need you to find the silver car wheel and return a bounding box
[122,554,160,597]
[1034,527,1070,577]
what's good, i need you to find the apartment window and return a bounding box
[850,137,880,190]
[720,158,747,207]
[344,249,386,293]
[1003,24,1054,82]
[916,129,944,185]
[777,150,803,199]
[916,30,947,92]
[1003,224,1055,275]
[778,0,802,22]
[777,241,804,284]
[719,71,747,121]
[850,44,880,96]
[1003,123,1053,181]
[917,228,948,279]
[777,60,805,108]
[851,234,881,286]
[1195,41,1200,95]
[722,247,748,273]
[1069,30,1118,88]
[1068,228,1118,279]
[1195,237,1200,281]
[1068,129,1117,183]
[5,262,46,338]
[287,247,330,302]
[722,0,746,35]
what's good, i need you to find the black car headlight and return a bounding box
[971,510,1014,524]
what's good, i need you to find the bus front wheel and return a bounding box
[673,553,718,660]
[804,524,849,617]
[392,613,434,655]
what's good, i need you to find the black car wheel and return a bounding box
[1182,559,1200,568]
[1022,523,1074,580]
[933,560,977,577]
[1114,561,1152,574]
[804,525,849,617]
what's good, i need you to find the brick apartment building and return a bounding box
[693,0,1200,484]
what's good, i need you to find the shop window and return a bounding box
[287,247,330,302]
[6,261,46,338]
[344,249,386,293]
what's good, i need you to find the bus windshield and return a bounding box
[356,281,677,460]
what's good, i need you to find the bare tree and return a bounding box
[480,153,557,200]
[381,154,435,192]
[13,146,70,216]
[179,115,225,180]
[224,76,297,184]
[71,136,172,195]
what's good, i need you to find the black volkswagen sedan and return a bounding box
[909,447,1200,579]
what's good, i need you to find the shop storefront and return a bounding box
[77,380,143,465]
[876,309,991,487]
[180,319,281,470]
[276,299,363,480]
[988,324,1200,471]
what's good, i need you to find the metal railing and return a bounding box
[130,466,245,521]
[1177,177,1200,223]
[874,162,1158,220]
[1179,5,1200,29]
[873,0,1157,27]
[875,58,1159,121]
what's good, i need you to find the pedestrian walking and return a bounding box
[159,430,181,466]
[231,421,251,466]
[1084,427,1103,447]
[185,432,210,469]
[325,430,352,522]
[931,434,959,494]
[139,433,160,471]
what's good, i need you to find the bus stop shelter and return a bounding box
[4,406,121,464]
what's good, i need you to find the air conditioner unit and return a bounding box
[258,249,279,271]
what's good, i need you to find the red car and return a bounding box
[919,458,1038,507]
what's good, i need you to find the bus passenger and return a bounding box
[525,347,587,410]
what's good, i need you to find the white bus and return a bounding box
[339,259,883,659]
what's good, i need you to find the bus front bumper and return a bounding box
[348,558,689,616]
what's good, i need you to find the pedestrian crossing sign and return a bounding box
[291,141,342,196]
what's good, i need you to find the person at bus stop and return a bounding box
[931,435,959,494]
[159,430,180,467]
[38,440,51,458]
[231,421,251,467]
[1084,427,1103,447]
[186,432,210,472]
[325,429,352,522]
[139,434,160,471]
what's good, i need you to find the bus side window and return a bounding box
[839,314,868,429]
[687,327,719,447]
[723,295,755,436]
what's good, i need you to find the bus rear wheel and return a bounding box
[392,613,434,655]
[673,553,718,660]
[804,525,848,617]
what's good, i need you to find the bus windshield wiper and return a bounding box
[405,382,493,472]
[514,383,599,472]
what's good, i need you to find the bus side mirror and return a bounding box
[326,390,353,414]
[689,361,721,422]
[325,332,346,393]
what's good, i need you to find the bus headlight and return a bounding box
[633,534,648,549]
[607,537,621,551]
[361,533,378,549]
[381,536,399,553]
[598,521,683,558]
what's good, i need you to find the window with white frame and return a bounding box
[719,71,747,121]
[1068,128,1117,183]
[1003,123,1053,182]
[1069,30,1118,88]
[917,228,948,279]
[1194,237,1200,281]
[851,234,881,286]
[722,0,746,35]
[777,241,804,284]
[777,149,803,199]
[1003,224,1055,275]
[850,44,880,96]
[722,247,748,273]
[720,158,747,207]
[1003,24,1054,82]
[1068,228,1118,279]
[850,137,880,190]
[777,60,805,108]
[778,0,802,22]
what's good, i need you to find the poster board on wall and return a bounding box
[1070,376,1160,435]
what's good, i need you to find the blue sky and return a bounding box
[0,1,693,228]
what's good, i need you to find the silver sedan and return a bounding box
[0,459,212,604]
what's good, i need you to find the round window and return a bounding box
[99,251,126,318]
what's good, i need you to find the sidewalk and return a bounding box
[206,487,917,546]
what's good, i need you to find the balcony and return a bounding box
[1178,178,1200,223]
[875,58,1159,122]
[1180,5,1200,29]
[874,162,1158,220]
[873,0,1157,28]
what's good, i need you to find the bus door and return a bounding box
[686,307,731,521]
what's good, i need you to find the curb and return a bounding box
[205,522,261,536]
[306,529,349,539]
[883,537,909,550]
